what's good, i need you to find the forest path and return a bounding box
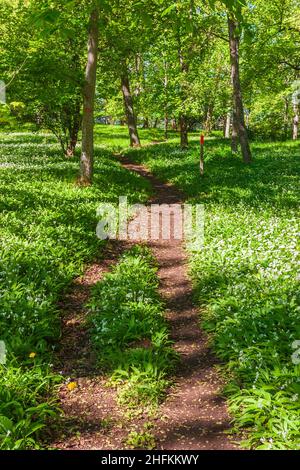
[51,154,236,450]
[120,156,237,450]
[52,241,138,449]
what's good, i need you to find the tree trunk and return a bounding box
[284,97,289,140]
[231,106,239,152]
[153,118,159,129]
[179,115,188,148]
[121,67,140,147]
[178,33,189,149]
[228,16,252,163]
[66,100,82,157]
[164,60,169,140]
[205,105,213,133]
[66,132,78,157]
[79,8,99,185]
[164,115,168,140]
[224,111,231,138]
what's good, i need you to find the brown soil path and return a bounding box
[51,156,237,450]
[52,241,136,450]
[120,158,237,450]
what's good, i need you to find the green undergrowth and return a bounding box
[0,130,151,448]
[89,245,177,408]
[0,363,60,449]
[94,124,171,152]
[125,137,300,449]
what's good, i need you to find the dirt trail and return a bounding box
[121,158,237,450]
[52,157,236,450]
[52,241,134,450]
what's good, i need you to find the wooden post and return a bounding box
[200,134,204,176]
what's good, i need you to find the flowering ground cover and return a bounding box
[0,128,151,449]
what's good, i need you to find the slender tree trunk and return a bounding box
[66,128,79,157]
[121,67,140,147]
[284,97,289,140]
[171,118,177,131]
[153,118,159,129]
[231,106,239,151]
[205,105,213,133]
[228,16,252,163]
[164,60,169,140]
[293,102,299,140]
[134,54,142,97]
[179,115,188,148]
[79,8,99,185]
[142,117,149,129]
[224,111,231,138]
[178,34,189,149]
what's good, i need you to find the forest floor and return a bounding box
[51,153,237,450]
[2,127,298,450]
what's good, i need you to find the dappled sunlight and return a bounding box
[124,131,300,449]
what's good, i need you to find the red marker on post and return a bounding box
[200,134,204,176]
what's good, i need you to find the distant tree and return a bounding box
[228,13,252,162]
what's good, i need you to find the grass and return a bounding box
[0,127,152,448]
[125,136,300,449]
[125,429,156,450]
[94,124,171,152]
[1,124,299,449]
[89,245,177,408]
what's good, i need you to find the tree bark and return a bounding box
[142,117,149,129]
[179,115,188,148]
[79,7,99,185]
[228,16,252,163]
[178,35,189,148]
[66,99,82,157]
[224,111,231,139]
[205,105,213,133]
[164,60,169,140]
[121,67,140,147]
[164,115,168,140]
[231,105,239,152]
[293,102,299,140]
[284,97,289,140]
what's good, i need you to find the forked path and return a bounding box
[121,157,237,450]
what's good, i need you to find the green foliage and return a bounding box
[0,363,60,450]
[0,0,88,153]
[94,124,168,151]
[0,105,11,126]
[0,128,151,448]
[2,0,299,143]
[126,429,155,450]
[89,245,177,407]
[125,135,300,449]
